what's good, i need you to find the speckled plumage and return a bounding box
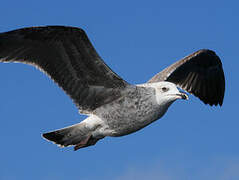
[94,84,169,137]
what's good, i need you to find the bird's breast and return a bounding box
[95,87,170,137]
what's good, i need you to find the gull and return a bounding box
[0,26,225,150]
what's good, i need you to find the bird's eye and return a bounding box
[162,87,169,92]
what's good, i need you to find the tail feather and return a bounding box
[42,122,97,149]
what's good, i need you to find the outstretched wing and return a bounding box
[0,26,129,113]
[148,49,225,106]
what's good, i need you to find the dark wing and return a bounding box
[0,26,129,113]
[148,49,225,106]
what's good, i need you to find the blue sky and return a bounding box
[0,0,238,180]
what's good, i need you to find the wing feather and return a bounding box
[0,26,129,112]
[148,49,225,106]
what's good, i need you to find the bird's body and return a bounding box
[44,81,187,150]
[0,26,225,150]
[90,83,173,137]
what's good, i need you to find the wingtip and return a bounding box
[206,100,223,107]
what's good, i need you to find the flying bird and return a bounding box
[0,26,225,151]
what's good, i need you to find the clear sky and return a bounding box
[0,1,237,180]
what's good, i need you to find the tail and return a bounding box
[42,122,100,151]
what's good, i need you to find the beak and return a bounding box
[176,92,188,100]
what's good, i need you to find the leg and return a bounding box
[74,135,101,151]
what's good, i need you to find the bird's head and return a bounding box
[152,81,188,105]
